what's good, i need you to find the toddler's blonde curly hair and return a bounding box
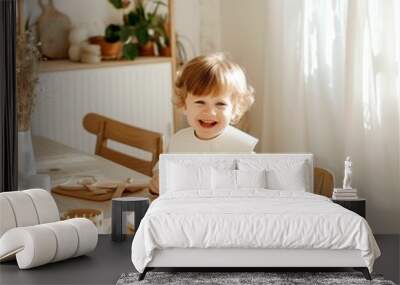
[173,53,254,124]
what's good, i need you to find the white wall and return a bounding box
[25,0,122,36]
[174,0,201,58]
[174,0,222,57]
[199,0,222,54]
[220,0,267,151]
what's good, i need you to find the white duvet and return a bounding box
[131,190,380,273]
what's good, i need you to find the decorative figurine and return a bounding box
[343,156,353,189]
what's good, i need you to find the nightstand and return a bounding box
[332,198,366,218]
[111,197,150,242]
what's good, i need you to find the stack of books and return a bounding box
[332,188,358,200]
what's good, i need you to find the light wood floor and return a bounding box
[0,235,398,285]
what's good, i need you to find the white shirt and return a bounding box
[168,125,258,153]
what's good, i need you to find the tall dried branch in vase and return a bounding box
[16,30,42,131]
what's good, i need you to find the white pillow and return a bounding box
[212,168,236,190]
[238,159,308,191]
[166,158,236,170]
[211,169,267,190]
[237,169,267,188]
[266,162,306,191]
[167,162,212,191]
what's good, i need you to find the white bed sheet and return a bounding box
[131,190,380,273]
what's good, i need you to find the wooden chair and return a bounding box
[82,113,162,177]
[314,167,335,198]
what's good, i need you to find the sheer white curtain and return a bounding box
[263,0,400,233]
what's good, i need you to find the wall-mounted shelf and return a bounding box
[39,57,173,73]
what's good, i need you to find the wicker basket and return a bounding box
[61,208,104,231]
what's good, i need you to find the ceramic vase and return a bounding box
[18,130,37,178]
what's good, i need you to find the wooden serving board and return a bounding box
[51,185,148,202]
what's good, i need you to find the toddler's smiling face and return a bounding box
[183,93,234,140]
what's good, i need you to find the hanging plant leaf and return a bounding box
[135,4,146,19]
[127,11,140,26]
[122,43,139,60]
[164,35,170,46]
[148,13,159,26]
[135,26,150,45]
[108,0,123,9]
[148,1,166,18]
[151,0,167,7]
[153,26,165,36]
[120,26,136,42]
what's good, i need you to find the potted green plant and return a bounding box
[126,0,155,56]
[153,14,171,56]
[89,24,123,60]
[108,0,167,57]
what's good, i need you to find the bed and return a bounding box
[131,154,380,280]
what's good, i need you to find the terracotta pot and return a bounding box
[139,41,156,56]
[159,46,171,57]
[89,36,122,60]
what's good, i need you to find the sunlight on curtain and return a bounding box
[263,0,399,233]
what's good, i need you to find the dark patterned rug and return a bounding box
[116,271,396,285]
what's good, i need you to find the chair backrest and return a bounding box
[314,167,334,198]
[82,113,163,177]
[0,189,60,237]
